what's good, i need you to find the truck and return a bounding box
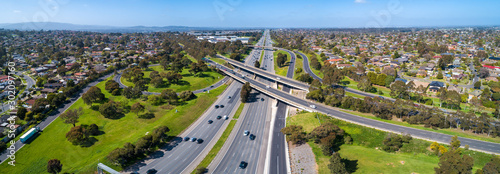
[20,127,40,143]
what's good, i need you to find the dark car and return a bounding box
[208,120,213,124]
[197,139,204,144]
[249,134,256,140]
[220,105,225,108]
[261,98,264,101]
[146,169,157,174]
[191,137,197,142]
[184,137,190,141]
[216,115,222,120]
[239,161,248,169]
[215,105,220,109]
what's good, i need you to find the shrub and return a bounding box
[139,112,155,119]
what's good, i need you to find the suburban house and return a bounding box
[428,81,446,92]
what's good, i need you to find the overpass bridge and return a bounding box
[217,54,310,91]
[207,59,500,155]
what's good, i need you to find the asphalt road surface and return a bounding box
[130,82,243,174]
[212,30,273,174]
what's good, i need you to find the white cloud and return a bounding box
[13,10,22,13]
[354,0,367,3]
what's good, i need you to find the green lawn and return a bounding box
[273,50,290,77]
[259,50,264,66]
[232,103,245,119]
[193,120,237,173]
[209,57,227,65]
[299,51,324,79]
[0,78,227,174]
[287,112,494,174]
[122,66,224,93]
[293,51,304,79]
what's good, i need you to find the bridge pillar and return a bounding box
[274,81,278,89]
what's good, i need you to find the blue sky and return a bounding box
[1,0,499,27]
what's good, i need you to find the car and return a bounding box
[261,98,264,101]
[249,134,256,140]
[217,115,222,120]
[276,77,280,80]
[244,130,250,136]
[220,105,224,108]
[197,139,204,144]
[210,85,213,88]
[310,105,316,109]
[228,96,231,99]
[208,120,213,124]
[215,105,220,109]
[224,115,229,120]
[146,168,157,174]
[239,161,248,169]
[266,85,270,88]
[184,137,190,141]
[191,137,197,142]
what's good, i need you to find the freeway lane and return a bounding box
[212,30,272,174]
[209,61,500,155]
[269,35,295,173]
[129,82,243,174]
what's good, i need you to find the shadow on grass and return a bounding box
[342,158,359,173]
[80,137,98,147]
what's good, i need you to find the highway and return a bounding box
[269,36,295,174]
[128,82,243,174]
[212,30,273,174]
[207,57,500,156]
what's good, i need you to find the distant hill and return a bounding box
[0,22,223,32]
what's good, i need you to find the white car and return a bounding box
[310,105,316,109]
[266,85,270,88]
[224,115,229,120]
[244,130,250,136]
[276,77,280,80]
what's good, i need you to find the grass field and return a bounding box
[259,50,264,66]
[122,66,224,93]
[0,77,227,174]
[293,51,304,79]
[273,50,290,77]
[193,120,237,173]
[287,112,494,174]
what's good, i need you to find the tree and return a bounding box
[434,151,474,174]
[328,153,348,174]
[478,67,490,78]
[139,59,148,69]
[60,107,83,127]
[179,90,195,101]
[437,71,444,79]
[87,124,99,136]
[390,80,407,98]
[17,107,27,120]
[151,77,164,88]
[296,73,313,84]
[122,86,142,99]
[131,102,145,116]
[160,89,178,104]
[99,101,121,119]
[148,95,164,106]
[482,155,500,174]
[474,81,481,89]
[357,76,373,92]
[66,126,87,145]
[241,82,251,103]
[281,125,306,144]
[450,135,461,150]
[254,60,260,68]
[0,141,6,152]
[47,159,63,174]
[105,80,120,93]
[82,86,105,105]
